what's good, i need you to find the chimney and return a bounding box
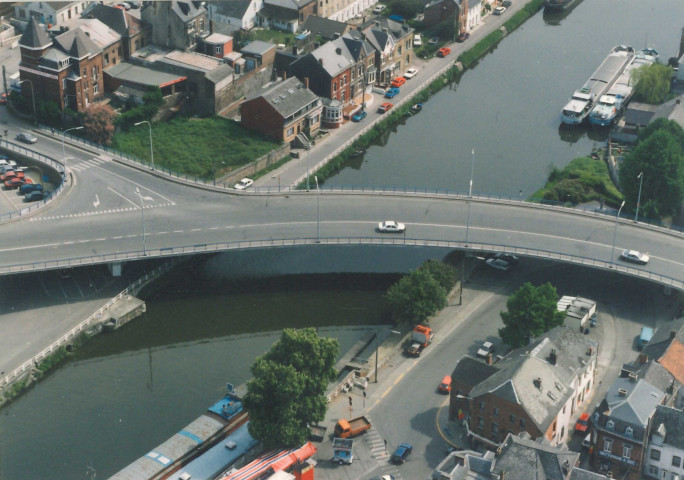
[618,388,628,396]
[533,378,542,389]
[638,353,648,364]
[319,57,323,65]
[628,372,638,382]
[548,349,557,365]
[335,47,342,55]
[282,71,286,80]
[671,330,677,339]
[305,77,309,89]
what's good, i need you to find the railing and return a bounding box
[0,139,66,222]
[327,369,359,402]
[0,260,180,394]
[0,237,681,290]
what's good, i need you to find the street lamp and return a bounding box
[136,187,147,256]
[610,200,625,267]
[62,126,84,181]
[465,148,475,247]
[315,175,321,243]
[635,172,644,223]
[306,143,311,191]
[19,79,37,126]
[374,329,401,383]
[211,159,225,186]
[134,120,154,170]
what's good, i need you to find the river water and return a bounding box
[2,1,684,478]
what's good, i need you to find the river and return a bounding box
[1,1,683,478]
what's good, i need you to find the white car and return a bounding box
[404,67,419,79]
[620,249,649,265]
[493,6,506,15]
[377,220,406,233]
[477,341,494,358]
[413,35,422,47]
[234,178,254,190]
[485,258,511,271]
[373,4,386,13]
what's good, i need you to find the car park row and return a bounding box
[0,156,47,201]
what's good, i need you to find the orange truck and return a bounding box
[334,416,371,438]
[405,325,434,356]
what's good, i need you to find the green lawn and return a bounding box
[112,116,281,179]
[251,28,295,46]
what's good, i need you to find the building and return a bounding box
[557,296,597,332]
[240,76,322,144]
[198,32,234,59]
[207,0,264,30]
[644,405,684,479]
[240,40,277,72]
[257,0,316,32]
[355,17,414,86]
[319,0,377,22]
[84,3,151,59]
[18,17,104,112]
[13,1,92,29]
[590,377,666,480]
[450,327,598,448]
[66,18,123,71]
[141,0,208,51]
[299,15,354,41]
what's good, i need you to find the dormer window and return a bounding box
[625,426,633,437]
[607,420,614,431]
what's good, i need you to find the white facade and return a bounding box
[645,439,684,479]
[466,1,482,31]
[13,2,92,28]
[326,0,378,22]
[208,0,264,30]
[554,356,597,444]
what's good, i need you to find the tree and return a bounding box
[385,267,447,325]
[243,328,339,449]
[631,63,674,104]
[417,259,458,291]
[619,121,684,219]
[498,282,565,348]
[83,103,116,145]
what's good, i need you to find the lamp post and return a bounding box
[19,79,37,126]
[375,329,401,383]
[62,126,84,180]
[315,175,321,243]
[211,159,225,186]
[306,143,311,192]
[465,148,475,247]
[136,187,147,256]
[635,172,644,223]
[610,200,625,267]
[134,120,154,170]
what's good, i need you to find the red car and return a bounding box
[575,412,590,432]
[377,102,393,113]
[437,47,451,57]
[5,177,25,189]
[1,170,23,181]
[390,76,406,88]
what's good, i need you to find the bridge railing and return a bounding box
[0,236,681,290]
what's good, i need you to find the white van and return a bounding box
[414,34,422,46]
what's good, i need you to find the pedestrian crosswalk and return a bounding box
[69,156,112,172]
[365,426,389,460]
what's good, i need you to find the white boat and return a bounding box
[560,45,635,125]
[588,48,658,127]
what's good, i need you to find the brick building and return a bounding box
[141,0,207,51]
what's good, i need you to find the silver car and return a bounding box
[377,220,406,233]
[234,178,254,190]
[620,250,649,265]
[16,132,38,144]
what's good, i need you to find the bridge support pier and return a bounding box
[108,262,122,277]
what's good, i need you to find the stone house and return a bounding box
[644,405,684,480]
[257,0,316,32]
[84,3,151,60]
[355,17,413,86]
[66,18,123,71]
[18,17,104,112]
[13,1,92,29]
[207,0,264,30]
[240,77,322,144]
[141,0,207,51]
[449,327,598,449]
[318,0,377,22]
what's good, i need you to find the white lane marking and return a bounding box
[107,186,140,208]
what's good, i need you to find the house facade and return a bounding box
[240,77,322,143]
[84,3,151,60]
[424,0,467,34]
[644,405,684,480]
[450,328,598,449]
[320,0,378,22]
[207,0,264,30]
[14,1,92,29]
[142,1,207,51]
[257,0,316,32]
[356,18,413,86]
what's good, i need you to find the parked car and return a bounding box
[377,102,393,113]
[385,87,400,98]
[16,132,38,144]
[372,3,386,13]
[390,76,406,88]
[428,36,440,45]
[19,183,42,195]
[0,92,7,104]
[502,0,512,6]
[391,443,412,463]
[25,190,46,202]
[487,252,519,265]
[404,67,419,79]
[477,341,494,358]
[437,47,451,57]
[620,249,649,265]
[234,178,254,190]
[377,220,405,233]
[438,375,452,393]
[457,32,470,42]
[485,257,512,271]
[5,177,25,189]
[351,110,367,122]
[413,35,422,46]
[493,6,507,14]
[128,0,141,7]
[575,412,590,432]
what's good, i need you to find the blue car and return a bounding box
[385,87,400,98]
[352,110,367,122]
[391,443,412,463]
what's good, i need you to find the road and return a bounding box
[313,259,683,480]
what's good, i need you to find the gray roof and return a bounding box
[595,378,664,440]
[341,35,374,62]
[642,317,684,361]
[624,101,660,126]
[241,40,276,56]
[40,47,71,70]
[469,328,597,433]
[54,27,101,59]
[172,1,207,22]
[451,356,500,389]
[569,467,611,480]
[105,62,187,87]
[19,18,52,49]
[651,405,684,450]
[265,0,315,9]
[622,361,674,393]
[310,37,355,77]
[211,0,254,19]
[300,15,350,40]
[251,77,319,118]
[493,433,578,480]
[85,4,130,36]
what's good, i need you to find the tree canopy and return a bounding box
[417,259,458,291]
[618,119,684,220]
[385,263,451,325]
[631,63,674,104]
[499,282,565,348]
[83,103,116,145]
[243,328,339,449]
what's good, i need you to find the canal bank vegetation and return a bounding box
[632,63,676,104]
[385,259,457,325]
[243,328,339,449]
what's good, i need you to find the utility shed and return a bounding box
[557,296,597,331]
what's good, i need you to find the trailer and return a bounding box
[332,437,354,464]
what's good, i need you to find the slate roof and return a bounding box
[173,1,206,22]
[309,36,355,77]
[53,28,101,59]
[620,360,675,394]
[249,77,319,118]
[493,433,578,480]
[469,328,597,434]
[651,405,684,450]
[341,35,374,63]
[212,0,254,19]
[105,62,186,87]
[450,356,500,389]
[85,4,130,36]
[624,101,661,126]
[68,19,121,49]
[300,15,350,40]
[19,18,52,49]
[40,47,71,70]
[241,40,276,56]
[265,0,315,9]
[569,467,611,480]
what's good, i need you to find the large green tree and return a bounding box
[417,259,458,291]
[631,63,674,104]
[385,267,447,325]
[618,119,684,220]
[499,282,565,348]
[243,328,339,449]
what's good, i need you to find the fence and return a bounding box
[0,260,180,397]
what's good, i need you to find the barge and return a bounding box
[560,45,635,125]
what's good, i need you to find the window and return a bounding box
[673,456,682,468]
[606,420,614,431]
[603,438,613,453]
[622,444,632,459]
[62,78,66,89]
[509,414,515,423]
[650,449,661,461]
[492,423,499,434]
[286,126,294,136]
[215,46,222,54]
[625,426,633,437]
[104,53,109,65]
[493,407,499,417]
[94,83,99,94]
[477,416,484,428]
[479,401,485,410]
[647,466,658,476]
[519,418,525,428]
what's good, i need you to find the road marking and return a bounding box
[173,230,184,233]
[93,194,100,208]
[108,186,140,209]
